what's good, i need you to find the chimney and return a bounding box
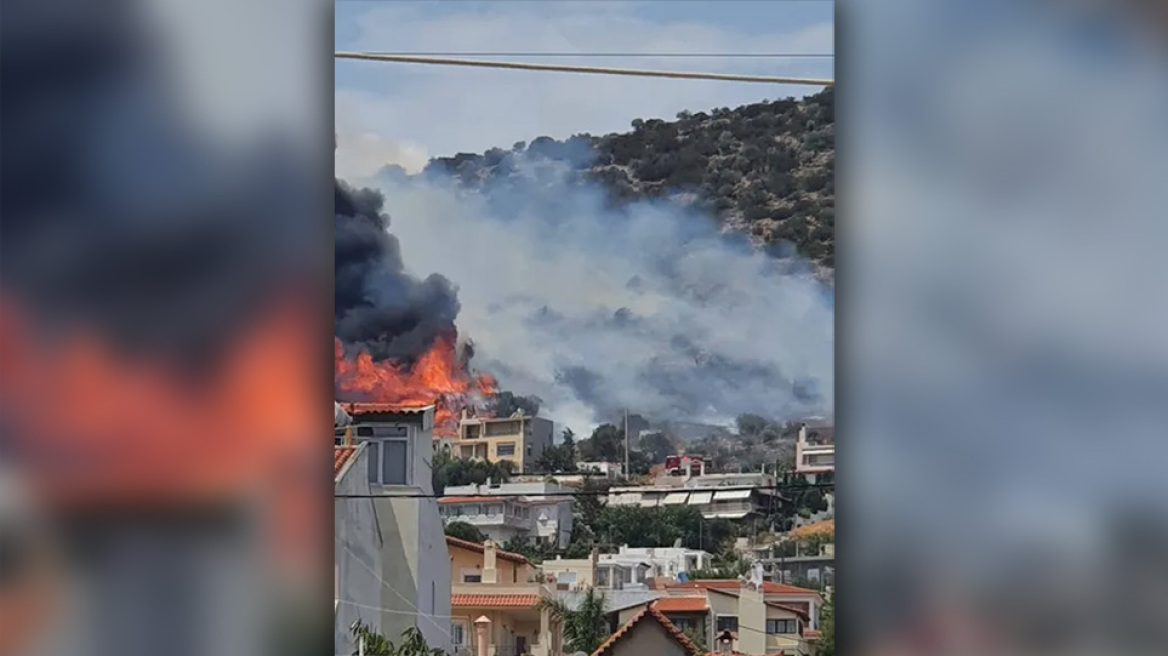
[717,629,734,655]
[482,539,499,584]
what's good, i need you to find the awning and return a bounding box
[710,511,751,519]
[662,492,690,505]
[611,492,643,506]
[713,489,753,501]
[687,491,713,505]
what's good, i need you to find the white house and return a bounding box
[441,481,575,548]
[607,472,779,520]
[336,402,453,652]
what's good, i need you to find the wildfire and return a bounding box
[333,334,496,435]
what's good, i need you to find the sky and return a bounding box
[334,0,834,179]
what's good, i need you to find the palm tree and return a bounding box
[536,586,609,654]
[349,622,445,656]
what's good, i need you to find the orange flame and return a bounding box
[333,335,496,436]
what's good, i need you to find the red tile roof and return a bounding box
[766,602,811,621]
[591,605,702,656]
[444,536,530,564]
[450,594,539,608]
[653,596,710,613]
[803,629,821,639]
[341,402,433,415]
[439,495,530,505]
[334,446,358,478]
[670,579,821,597]
[788,519,834,539]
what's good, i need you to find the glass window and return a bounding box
[487,504,503,515]
[717,616,739,632]
[766,619,798,635]
[382,440,408,485]
[366,441,380,482]
[496,442,516,457]
[452,623,466,646]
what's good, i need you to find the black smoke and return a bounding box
[334,180,461,363]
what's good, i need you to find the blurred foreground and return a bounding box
[0,1,329,656]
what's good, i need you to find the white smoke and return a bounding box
[358,159,834,434]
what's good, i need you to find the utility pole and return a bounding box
[623,408,630,479]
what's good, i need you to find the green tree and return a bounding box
[537,587,609,654]
[444,521,486,543]
[816,595,834,656]
[579,423,624,462]
[349,623,445,656]
[637,431,674,463]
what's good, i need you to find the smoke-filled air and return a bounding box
[335,149,834,434]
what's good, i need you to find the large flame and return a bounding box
[333,335,496,436]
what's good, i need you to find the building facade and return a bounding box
[336,403,453,653]
[794,420,834,477]
[606,473,779,521]
[443,481,575,548]
[445,537,563,656]
[335,443,384,655]
[455,411,555,472]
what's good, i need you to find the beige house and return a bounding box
[616,580,822,655]
[446,537,563,656]
[589,605,702,656]
[794,420,834,476]
[455,410,554,472]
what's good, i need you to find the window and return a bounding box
[496,442,516,457]
[485,420,520,437]
[486,504,503,516]
[717,616,739,632]
[357,424,410,485]
[556,572,577,585]
[767,619,798,635]
[451,623,467,647]
[461,569,482,583]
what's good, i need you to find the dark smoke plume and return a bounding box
[334,180,460,363]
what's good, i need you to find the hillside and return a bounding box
[426,87,835,272]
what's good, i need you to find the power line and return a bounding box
[334,52,834,86]
[350,52,834,58]
[335,482,834,499]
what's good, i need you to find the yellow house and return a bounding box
[455,411,554,472]
[446,536,562,656]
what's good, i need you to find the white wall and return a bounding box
[335,446,383,655]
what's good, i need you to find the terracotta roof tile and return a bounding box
[766,602,811,621]
[654,596,710,613]
[342,402,433,415]
[334,446,358,478]
[591,605,702,656]
[788,519,834,539]
[450,594,539,608]
[803,629,821,639]
[444,536,530,564]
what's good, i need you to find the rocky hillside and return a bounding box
[426,87,835,272]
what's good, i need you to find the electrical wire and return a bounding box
[334,52,834,86]
[334,482,834,499]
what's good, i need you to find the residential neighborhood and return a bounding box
[334,402,835,656]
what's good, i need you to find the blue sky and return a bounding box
[335,0,834,179]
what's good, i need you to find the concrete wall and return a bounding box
[335,445,383,656]
[526,417,554,469]
[348,411,452,654]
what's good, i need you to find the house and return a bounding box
[335,443,384,654]
[446,536,562,656]
[753,521,835,588]
[589,604,703,656]
[336,402,453,652]
[575,461,625,478]
[606,473,780,521]
[443,481,575,547]
[455,409,555,472]
[540,544,715,593]
[656,580,822,655]
[439,495,536,545]
[793,420,834,477]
